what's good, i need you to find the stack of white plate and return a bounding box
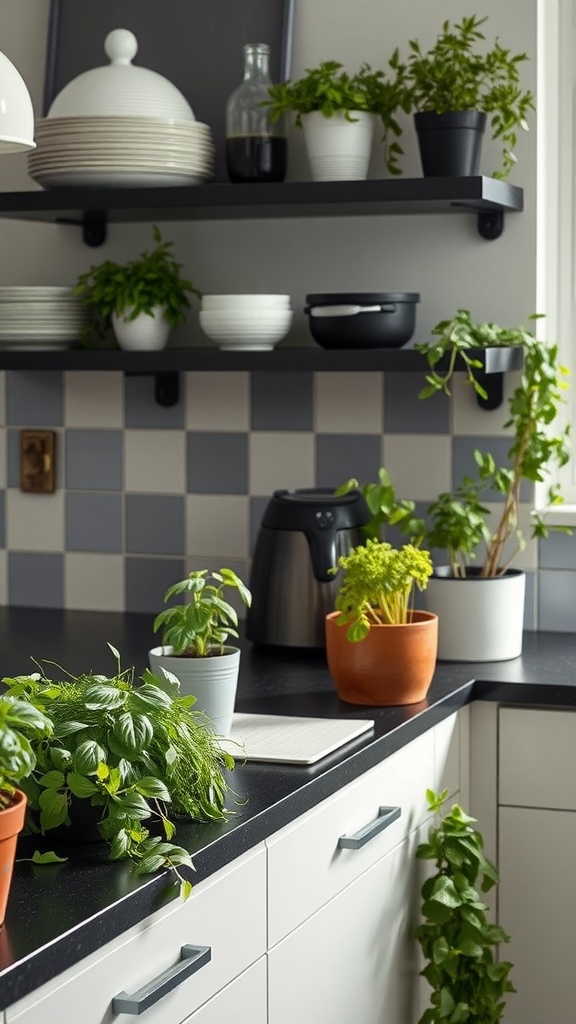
[27,116,215,189]
[0,287,87,350]
[199,295,293,351]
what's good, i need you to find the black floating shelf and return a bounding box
[0,177,523,233]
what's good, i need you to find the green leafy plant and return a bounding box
[416,308,571,577]
[264,60,405,174]
[73,225,202,342]
[416,788,514,1024]
[2,645,236,899]
[335,468,425,543]
[390,14,534,178]
[331,537,433,640]
[0,696,53,810]
[153,568,252,658]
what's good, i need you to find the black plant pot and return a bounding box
[414,110,486,177]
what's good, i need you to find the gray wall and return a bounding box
[0,0,573,630]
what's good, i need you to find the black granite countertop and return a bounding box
[1,607,575,1010]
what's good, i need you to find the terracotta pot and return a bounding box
[325,610,438,706]
[0,789,27,926]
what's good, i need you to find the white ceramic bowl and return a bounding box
[199,310,293,326]
[201,294,291,311]
[199,309,293,349]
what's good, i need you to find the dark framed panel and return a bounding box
[42,0,294,182]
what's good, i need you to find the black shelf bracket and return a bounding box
[477,208,504,241]
[475,370,504,410]
[55,210,108,246]
[125,370,180,407]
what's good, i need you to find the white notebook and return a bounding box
[222,713,375,765]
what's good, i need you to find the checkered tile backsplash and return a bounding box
[1,366,574,633]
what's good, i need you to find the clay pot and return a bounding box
[325,610,438,706]
[0,789,27,926]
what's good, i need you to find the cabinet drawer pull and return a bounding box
[338,805,401,850]
[112,944,211,1015]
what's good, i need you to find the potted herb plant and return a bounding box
[3,645,235,900]
[0,696,53,924]
[389,14,534,178]
[325,538,437,706]
[149,568,252,737]
[416,788,514,1024]
[264,59,405,180]
[416,308,571,661]
[73,224,202,351]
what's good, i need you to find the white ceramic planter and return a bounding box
[148,645,240,736]
[112,306,171,351]
[423,568,526,662]
[301,110,375,181]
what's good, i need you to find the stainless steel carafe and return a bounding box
[246,487,370,649]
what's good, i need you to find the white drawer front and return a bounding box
[184,958,267,1024]
[267,727,435,946]
[7,846,266,1024]
[499,707,576,809]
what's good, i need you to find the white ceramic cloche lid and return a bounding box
[47,29,195,121]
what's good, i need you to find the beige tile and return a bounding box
[6,488,64,551]
[64,371,123,428]
[384,435,451,502]
[124,430,186,493]
[65,553,125,611]
[249,432,315,494]
[186,495,249,560]
[315,372,382,433]
[185,372,250,431]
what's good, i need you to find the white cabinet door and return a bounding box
[499,806,576,1024]
[268,824,429,1024]
[183,958,267,1024]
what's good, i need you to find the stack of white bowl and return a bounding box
[0,287,88,350]
[199,295,293,351]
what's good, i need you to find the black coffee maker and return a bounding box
[246,488,369,649]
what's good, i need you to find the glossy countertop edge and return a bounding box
[0,609,575,1009]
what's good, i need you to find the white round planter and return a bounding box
[301,110,375,181]
[148,645,240,737]
[112,306,171,351]
[423,569,526,662]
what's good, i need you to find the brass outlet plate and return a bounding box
[20,430,56,493]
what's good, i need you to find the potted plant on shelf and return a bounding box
[73,224,202,351]
[416,788,514,1024]
[264,59,405,180]
[2,645,235,900]
[0,696,53,924]
[389,14,534,178]
[325,537,437,706]
[149,568,252,737]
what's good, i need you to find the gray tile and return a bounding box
[66,493,122,552]
[126,495,185,555]
[452,436,533,503]
[539,530,576,570]
[124,375,185,429]
[125,556,185,614]
[250,495,271,554]
[384,372,450,433]
[9,552,63,607]
[6,371,63,427]
[524,571,536,631]
[251,371,313,430]
[538,570,576,632]
[315,434,382,490]
[66,430,123,490]
[187,432,248,494]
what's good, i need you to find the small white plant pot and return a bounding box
[301,110,375,181]
[424,568,526,662]
[112,306,172,351]
[148,645,241,737]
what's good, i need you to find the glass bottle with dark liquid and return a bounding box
[226,43,287,183]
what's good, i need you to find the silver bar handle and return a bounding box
[338,805,401,850]
[112,944,211,1016]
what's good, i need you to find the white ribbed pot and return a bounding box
[423,568,526,663]
[301,110,375,181]
[148,645,240,737]
[112,306,171,351]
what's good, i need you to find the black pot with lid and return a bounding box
[246,487,370,649]
[304,291,420,349]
